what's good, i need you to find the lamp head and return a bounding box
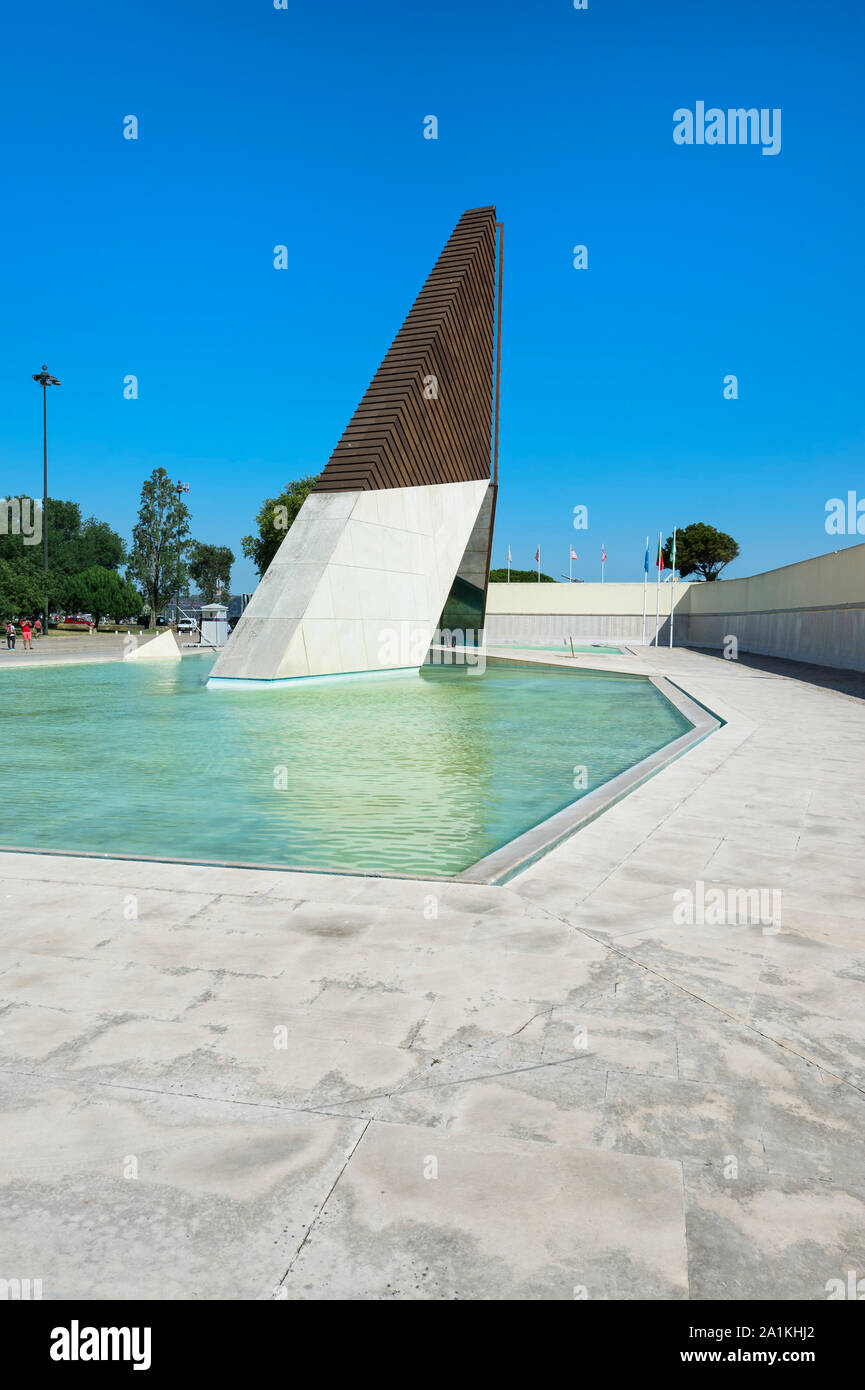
[32,365,60,386]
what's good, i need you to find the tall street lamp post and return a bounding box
[32,364,61,624]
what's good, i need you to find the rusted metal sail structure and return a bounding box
[315,206,496,493]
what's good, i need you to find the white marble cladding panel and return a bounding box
[209,491,361,680]
[210,480,490,683]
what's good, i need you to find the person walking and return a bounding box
[5,620,16,650]
[20,618,32,651]
[34,617,43,638]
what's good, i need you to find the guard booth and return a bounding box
[200,602,229,648]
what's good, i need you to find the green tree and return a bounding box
[241,474,319,576]
[663,523,739,582]
[188,542,234,604]
[0,496,128,628]
[0,500,125,577]
[0,498,77,572]
[43,499,82,571]
[63,566,142,629]
[0,559,48,621]
[489,567,557,583]
[127,469,192,627]
[63,517,127,574]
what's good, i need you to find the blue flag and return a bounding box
[644,543,650,574]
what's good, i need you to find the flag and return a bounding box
[644,542,650,574]
[656,537,665,571]
[570,547,578,561]
[534,547,540,563]
[601,546,607,563]
[507,545,512,564]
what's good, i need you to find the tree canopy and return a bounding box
[489,567,557,583]
[0,559,48,620]
[64,516,127,573]
[63,566,142,628]
[241,475,320,576]
[0,497,129,621]
[664,523,739,581]
[189,542,234,604]
[127,469,192,626]
[0,499,126,579]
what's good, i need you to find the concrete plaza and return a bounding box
[0,630,176,668]
[1,645,863,1299]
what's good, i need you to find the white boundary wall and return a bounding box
[682,544,865,671]
[486,581,688,645]
[486,543,865,671]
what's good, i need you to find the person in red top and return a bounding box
[20,618,32,651]
[34,617,42,638]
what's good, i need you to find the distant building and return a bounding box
[170,593,252,623]
[168,594,203,623]
[227,593,253,619]
[200,603,229,647]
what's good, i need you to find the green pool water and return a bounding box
[0,657,690,876]
[491,644,624,654]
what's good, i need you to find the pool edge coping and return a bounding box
[454,673,721,885]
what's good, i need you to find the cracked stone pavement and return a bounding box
[1,647,864,1299]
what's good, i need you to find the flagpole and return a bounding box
[669,527,677,648]
[641,535,648,645]
[569,549,572,583]
[653,530,662,645]
[601,545,605,584]
[507,547,510,583]
[537,547,540,583]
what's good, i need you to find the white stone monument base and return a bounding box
[124,629,182,663]
[208,479,491,687]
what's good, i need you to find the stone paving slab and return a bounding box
[281,1121,690,1301]
[683,1162,865,1301]
[1,645,864,1299]
[0,1072,364,1300]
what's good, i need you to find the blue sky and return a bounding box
[1,0,862,590]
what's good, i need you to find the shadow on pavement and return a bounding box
[687,646,865,701]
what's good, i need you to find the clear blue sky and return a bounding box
[1,0,862,590]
